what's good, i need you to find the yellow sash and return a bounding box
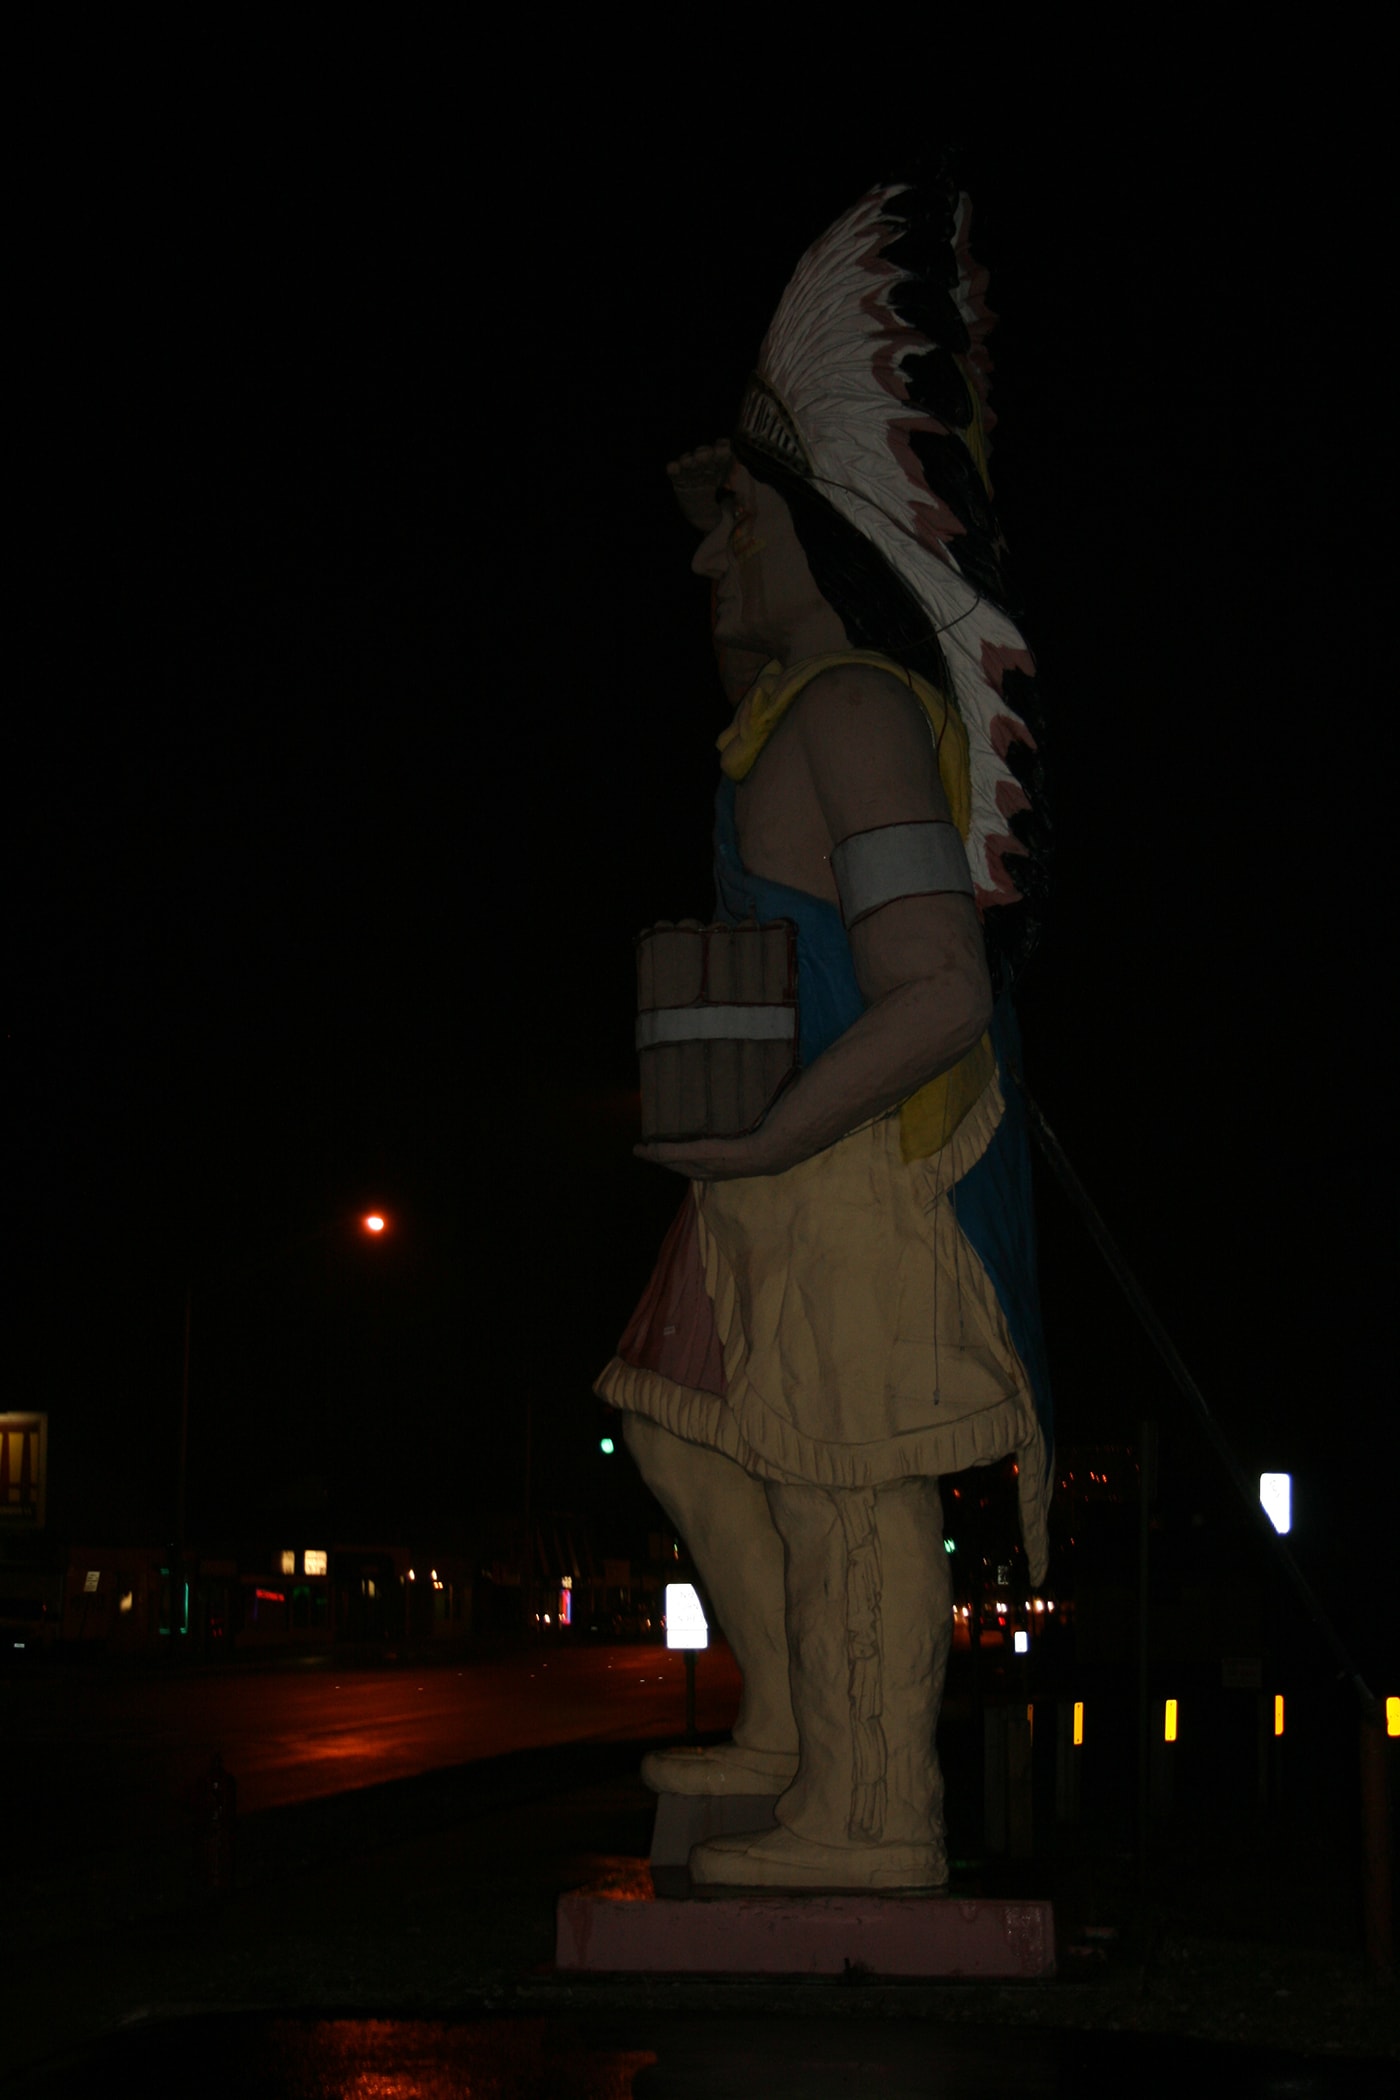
[716,651,994,1163]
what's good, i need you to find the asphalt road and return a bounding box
[5,1642,1396,2084]
[20,2010,1399,2099]
[0,1640,743,1816]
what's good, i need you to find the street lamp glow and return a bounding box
[1259,1472,1291,1534]
[364,1214,386,1234]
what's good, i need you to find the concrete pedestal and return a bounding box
[556,1861,1055,1978]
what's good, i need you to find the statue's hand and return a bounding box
[666,441,732,532]
[634,1125,785,1182]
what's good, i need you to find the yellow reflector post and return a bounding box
[1387,1697,1400,1738]
[1164,1698,1178,1743]
[1274,1694,1285,1737]
[1073,1700,1084,1747]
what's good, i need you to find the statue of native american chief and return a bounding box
[595,175,1054,1892]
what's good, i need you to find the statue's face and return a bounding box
[691,461,834,661]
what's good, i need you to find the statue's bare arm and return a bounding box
[637,667,994,1180]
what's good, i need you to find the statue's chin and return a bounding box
[714,640,772,707]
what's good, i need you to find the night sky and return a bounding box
[12,69,1393,1649]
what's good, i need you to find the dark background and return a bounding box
[10,59,1392,1649]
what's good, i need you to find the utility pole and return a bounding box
[522,1390,534,1630]
[1136,1415,1157,1889]
[177,1285,192,1551]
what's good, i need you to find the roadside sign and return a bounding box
[664,1582,708,1650]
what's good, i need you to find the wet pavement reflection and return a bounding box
[14,2014,1396,2098]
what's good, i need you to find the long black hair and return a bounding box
[733,432,1052,995]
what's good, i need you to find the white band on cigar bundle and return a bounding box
[636,1004,798,1050]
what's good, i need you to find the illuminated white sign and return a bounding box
[1259,1473,1291,1535]
[665,1582,709,1651]
[304,1549,328,1577]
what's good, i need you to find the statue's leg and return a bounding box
[690,1475,952,1888]
[622,1413,798,1788]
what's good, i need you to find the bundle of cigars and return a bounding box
[635,919,797,1141]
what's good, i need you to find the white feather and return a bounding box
[753,185,1035,908]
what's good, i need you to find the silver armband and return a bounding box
[830,820,973,928]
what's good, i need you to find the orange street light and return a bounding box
[363,1214,386,1234]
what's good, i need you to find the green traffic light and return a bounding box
[600,1437,616,1455]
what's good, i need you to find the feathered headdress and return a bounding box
[737,180,1042,923]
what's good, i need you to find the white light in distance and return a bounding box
[1259,1473,1292,1535]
